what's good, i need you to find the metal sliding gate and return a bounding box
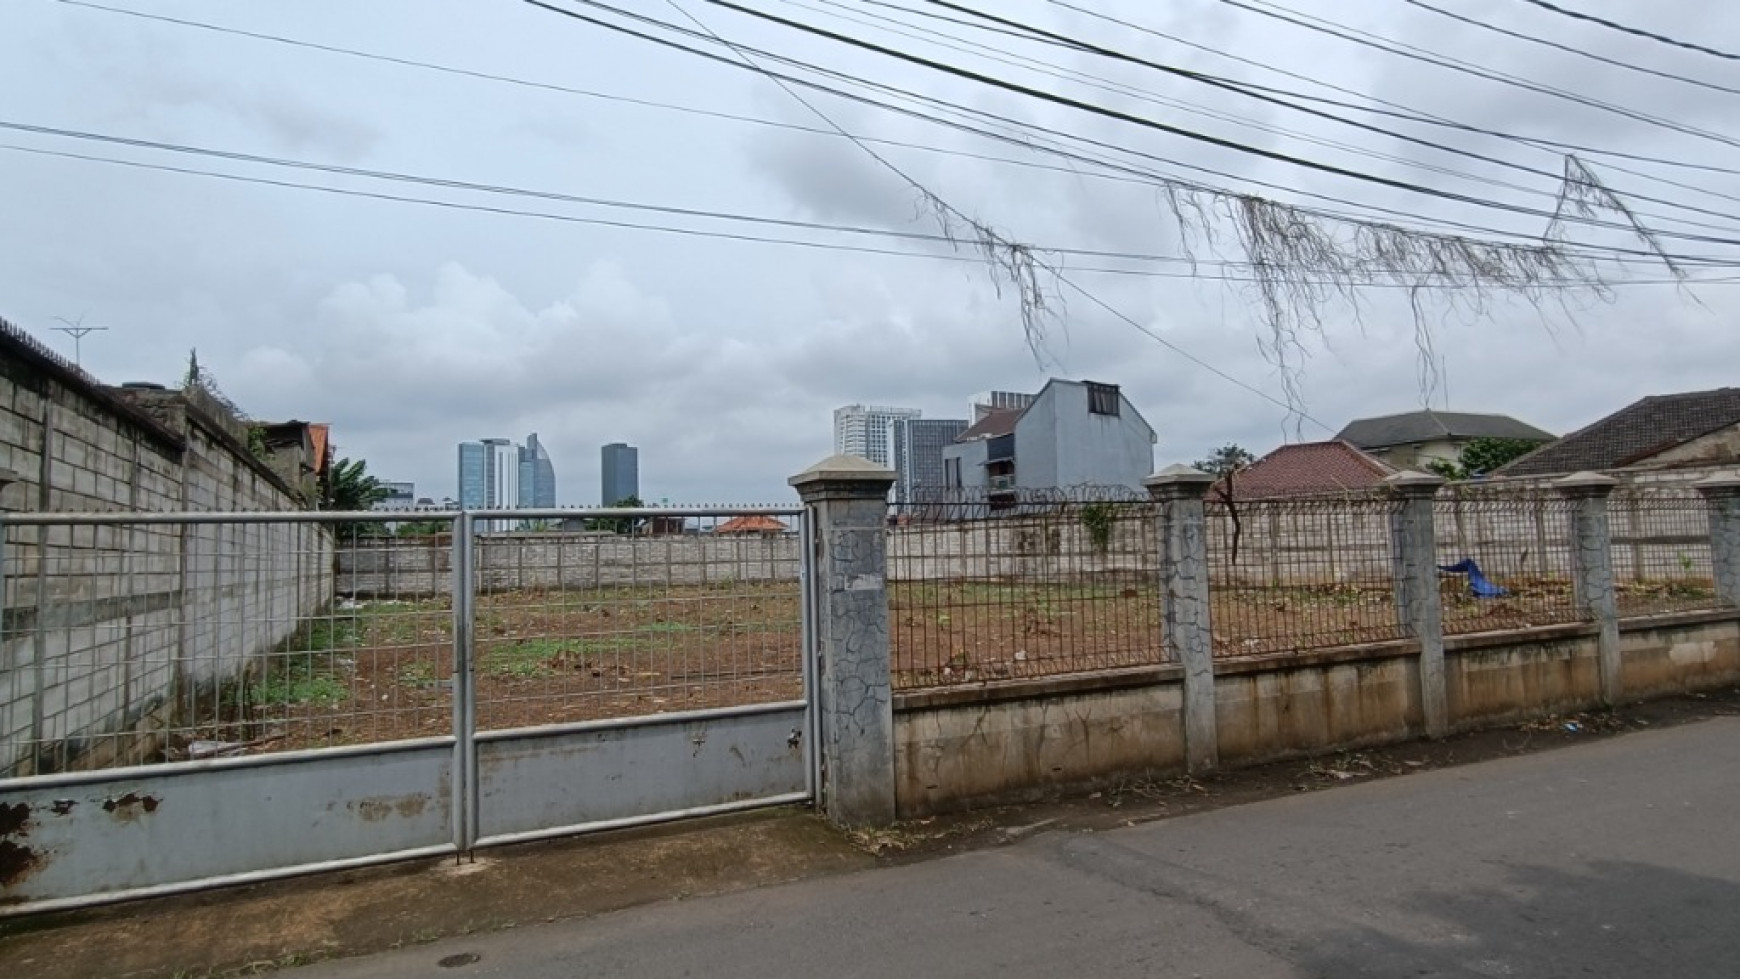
[1,505,816,914]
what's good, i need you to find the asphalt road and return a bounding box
[297,717,1740,978]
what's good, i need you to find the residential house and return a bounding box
[1217,441,1395,500]
[1336,410,1553,472]
[715,514,791,536]
[1496,387,1740,481]
[941,379,1156,501]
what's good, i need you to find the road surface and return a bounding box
[296,716,1740,978]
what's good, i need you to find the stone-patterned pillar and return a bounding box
[790,454,897,827]
[1146,464,1219,773]
[1694,473,1740,608]
[1558,472,1621,705]
[1385,471,1448,737]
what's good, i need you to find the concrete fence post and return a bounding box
[1146,464,1219,773]
[1558,472,1621,705]
[1384,471,1448,738]
[790,454,898,827]
[1693,473,1740,608]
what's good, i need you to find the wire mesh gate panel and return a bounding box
[0,506,814,913]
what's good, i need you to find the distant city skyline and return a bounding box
[601,442,639,504]
[833,404,921,468]
[893,417,967,505]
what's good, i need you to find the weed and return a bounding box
[253,657,346,707]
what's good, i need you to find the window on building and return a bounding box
[945,457,960,488]
[1087,382,1121,416]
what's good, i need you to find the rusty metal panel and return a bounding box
[475,702,807,843]
[1,738,453,910]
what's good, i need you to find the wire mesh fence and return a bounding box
[887,491,1163,688]
[1,508,807,777]
[1434,490,1585,634]
[464,510,804,731]
[1609,489,1726,616]
[1205,494,1408,657]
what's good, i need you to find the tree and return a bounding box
[320,456,390,542]
[1193,443,1257,565]
[321,456,390,510]
[586,495,645,535]
[1427,438,1549,481]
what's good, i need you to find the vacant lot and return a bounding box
[203,573,1725,753]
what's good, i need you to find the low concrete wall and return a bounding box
[892,612,1740,817]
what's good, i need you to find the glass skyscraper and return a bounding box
[601,442,638,505]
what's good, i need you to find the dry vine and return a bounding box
[924,152,1671,416]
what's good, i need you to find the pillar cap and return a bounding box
[789,454,896,490]
[1383,470,1445,493]
[1555,471,1619,496]
[1144,464,1215,497]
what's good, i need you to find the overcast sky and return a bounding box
[6,0,1740,505]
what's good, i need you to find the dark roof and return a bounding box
[955,407,1024,441]
[1498,388,1740,477]
[1217,441,1395,500]
[1336,410,1553,449]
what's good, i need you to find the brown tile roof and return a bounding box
[1498,388,1740,477]
[1217,440,1395,500]
[715,514,790,535]
[954,407,1023,441]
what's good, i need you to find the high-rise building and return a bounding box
[374,481,416,510]
[893,418,968,504]
[833,404,921,468]
[601,442,639,504]
[518,433,557,507]
[457,442,487,510]
[970,390,1037,423]
[458,439,521,530]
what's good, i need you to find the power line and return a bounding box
[1399,0,1740,97]
[66,0,1740,249]
[23,138,1715,287]
[688,0,1740,248]
[534,0,1740,270]
[62,0,1561,248]
[1220,0,1740,151]
[1042,0,1740,183]
[911,0,1740,233]
[790,0,1726,232]
[642,0,1340,432]
[1509,0,1740,63]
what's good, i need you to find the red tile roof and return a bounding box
[1218,441,1395,500]
[715,514,790,535]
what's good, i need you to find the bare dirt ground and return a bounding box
[192,575,1726,754]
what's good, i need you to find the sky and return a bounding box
[5,0,1740,505]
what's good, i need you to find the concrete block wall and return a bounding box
[337,532,800,597]
[884,512,1158,583]
[2,325,331,776]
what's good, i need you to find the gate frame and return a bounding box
[1,504,816,915]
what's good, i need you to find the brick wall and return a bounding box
[1,321,331,776]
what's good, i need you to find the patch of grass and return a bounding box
[397,661,439,688]
[480,635,658,677]
[253,657,347,707]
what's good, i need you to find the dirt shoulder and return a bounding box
[5,685,1738,978]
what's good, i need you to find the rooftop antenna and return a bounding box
[51,315,108,369]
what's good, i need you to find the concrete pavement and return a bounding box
[294,716,1740,979]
